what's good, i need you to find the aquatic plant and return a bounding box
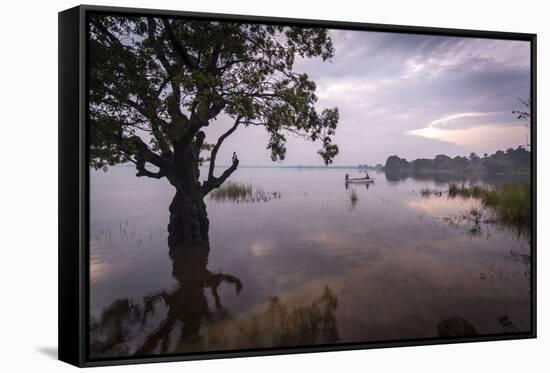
[483,183,530,229]
[209,181,281,203]
[420,187,443,197]
[345,188,359,211]
[447,183,530,232]
[448,182,460,197]
[350,189,359,203]
[210,181,252,201]
[420,187,431,197]
[447,183,487,199]
[467,207,482,236]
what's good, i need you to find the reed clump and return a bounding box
[447,183,484,198]
[447,182,530,229]
[210,181,252,201]
[420,187,431,197]
[420,187,443,197]
[210,181,281,203]
[483,183,530,228]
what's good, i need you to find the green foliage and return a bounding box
[482,183,531,228]
[447,183,531,230]
[481,147,531,174]
[433,154,452,169]
[384,155,410,171]
[88,15,340,174]
[447,183,484,198]
[384,147,530,174]
[197,142,214,166]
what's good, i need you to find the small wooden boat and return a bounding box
[346,177,375,183]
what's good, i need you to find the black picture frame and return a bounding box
[59,4,537,367]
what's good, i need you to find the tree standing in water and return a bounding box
[89,16,340,253]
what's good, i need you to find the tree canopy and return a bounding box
[89,15,340,195]
[383,147,530,174]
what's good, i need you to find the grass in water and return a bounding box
[447,183,484,198]
[420,187,443,197]
[350,189,359,203]
[483,184,530,229]
[210,181,281,203]
[420,187,431,197]
[348,189,359,211]
[210,181,252,201]
[447,182,530,232]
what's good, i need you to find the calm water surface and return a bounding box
[89,166,531,357]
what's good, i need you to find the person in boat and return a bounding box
[345,173,349,182]
[366,173,370,180]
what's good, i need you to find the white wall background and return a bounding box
[0,0,546,371]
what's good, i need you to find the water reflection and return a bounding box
[437,315,525,337]
[344,180,373,191]
[385,169,530,186]
[90,166,530,357]
[439,197,529,239]
[344,179,373,211]
[90,245,242,357]
[437,317,478,337]
[234,285,339,348]
[90,242,339,358]
[498,315,521,333]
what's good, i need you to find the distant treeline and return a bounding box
[384,147,530,174]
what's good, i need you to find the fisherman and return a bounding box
[345,173,349,182]
[366,173,370,179]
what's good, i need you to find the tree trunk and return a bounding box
[166,157,209,257]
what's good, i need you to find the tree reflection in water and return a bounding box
[90,245,241,357]
[90,245,339,358]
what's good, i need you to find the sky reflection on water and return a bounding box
[89,166,531,358]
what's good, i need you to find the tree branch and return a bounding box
[201,153,239,197]
[90,19,126,49]
[156,76,171,96]
[200,116,242,196]
[147,18,186,126]
[135,156,165,179]
[151,119,173,159]
[103,86,156,123]
[119,135,175,174]
[192,131,206,162]
[103,85,174,159]
[147,18,177,77]
[208,117,241,180]
[94,19,176,159]
[161,19,198,69]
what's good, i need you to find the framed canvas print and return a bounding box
[58,5,537,367]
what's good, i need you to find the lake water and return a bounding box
[89,166,531,358]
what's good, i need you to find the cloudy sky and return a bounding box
[204,29,531,166]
